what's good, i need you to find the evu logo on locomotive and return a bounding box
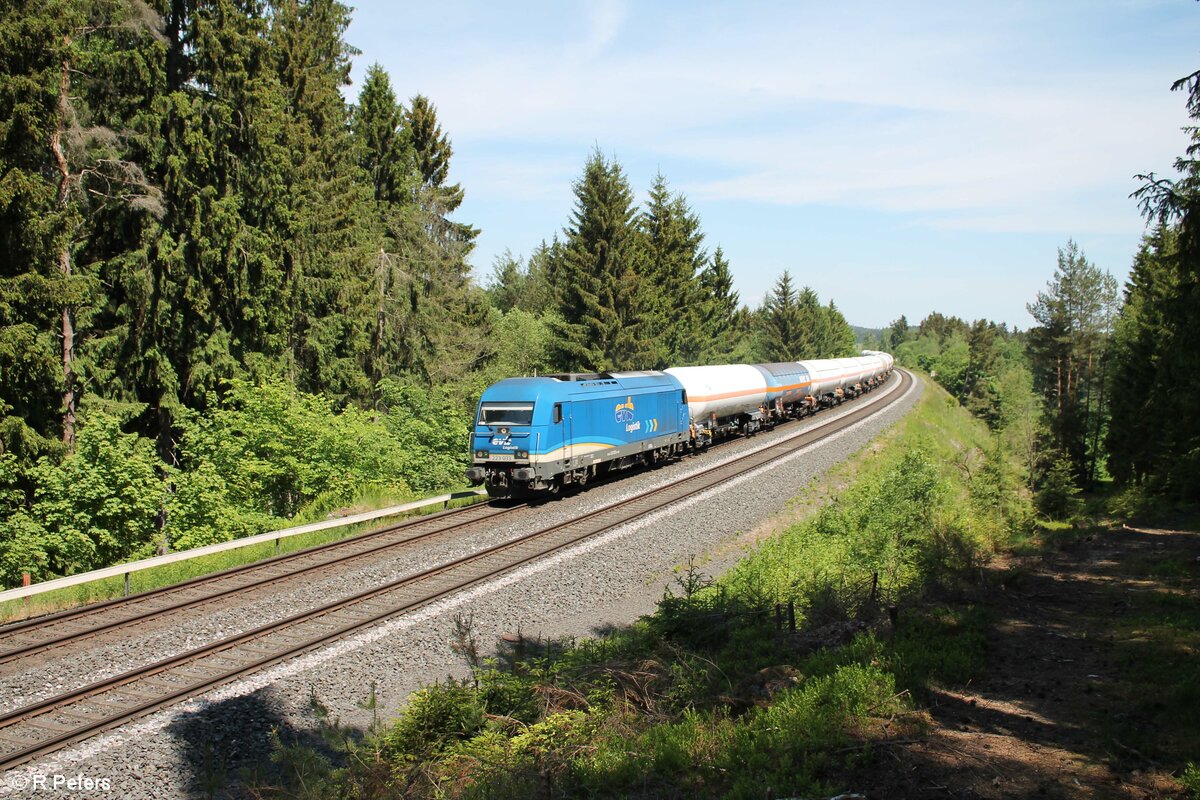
[614,397,639,432]
[614,397,658,434]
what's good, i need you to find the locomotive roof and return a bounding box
[479,372,684,404]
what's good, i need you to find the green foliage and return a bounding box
[0,412,166,584]
[382,678,486,760]
[1027,240,1119,488]
[888,607,990,693]
[178,378,410,520]
[696,245,742,363]
[1182,762,1200,799]
[1036,454,1084,520]
[375,377,471,494]
[1107,224,1200,500]
[639,173,707,367]
[724,449,943,617]
[549,149,650,371]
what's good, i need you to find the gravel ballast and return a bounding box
[0,372,921,799]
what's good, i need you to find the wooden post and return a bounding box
[124,572,130,597]
[21,573,30,587]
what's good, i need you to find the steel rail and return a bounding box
[0,370,910,773]
[0,500,525,664]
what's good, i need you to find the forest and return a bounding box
[0,0,862,586]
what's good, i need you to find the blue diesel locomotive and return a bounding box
[465,371,690,497]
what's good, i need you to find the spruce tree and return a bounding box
[271,0,377,403]
[351,63,413,206]
[551,150,649,371]
[761,270,800,361]
[824,300,857,357]
[1106,226,1180,487]
[0,0,157,455]
[793,286,827,358]
[1122,66,1200,499]
[697,245,740,362]
[639,174,706,367]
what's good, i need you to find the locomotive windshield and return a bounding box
[479,402,535,426]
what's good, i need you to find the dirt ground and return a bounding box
[849,522,1200,799]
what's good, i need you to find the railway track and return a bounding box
[0,499,523,666]
[0,369,911,772]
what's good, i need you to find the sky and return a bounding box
[342,1,1198,329]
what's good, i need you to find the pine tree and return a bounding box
[1026,241,1118,486]
[550,150,649,371]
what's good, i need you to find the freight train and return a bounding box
[465,351,894,498]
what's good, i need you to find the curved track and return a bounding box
[0,500,522,665]
[0,370,911,771]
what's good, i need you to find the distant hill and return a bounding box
[852,325,885,348]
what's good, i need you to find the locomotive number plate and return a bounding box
[490,454,515,462]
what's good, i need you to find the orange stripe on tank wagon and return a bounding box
[689,379,811,403]
[687,366,880,404]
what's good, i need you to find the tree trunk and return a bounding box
[52,41,75,448]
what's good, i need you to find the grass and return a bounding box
[0,487,484,623]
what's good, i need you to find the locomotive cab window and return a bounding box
[552,403,562,424]
[479,403,535,426]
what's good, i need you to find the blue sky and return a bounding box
[343,1,1198,329]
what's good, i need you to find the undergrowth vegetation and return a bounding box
[246,377,1031,799]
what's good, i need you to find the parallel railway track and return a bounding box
[0,499,522,665]
[0,369,911,772]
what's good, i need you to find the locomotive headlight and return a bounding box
[517,450,528,459]
[475,450,487,459]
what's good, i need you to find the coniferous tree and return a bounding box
[1118,66,1200,499]
[886,315,910,349]
[824,300,857,357]
[0,0,159,456]
[272,0,378,403]
[1026,241,1118,486]
[352,69,486,389]
[639,174,706,367]
[761,270,800,361]
[792,286,826,357]
[550,150,649,371]
[486,246,553,315]
[697,245,740,362]
[351,63,413,206]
